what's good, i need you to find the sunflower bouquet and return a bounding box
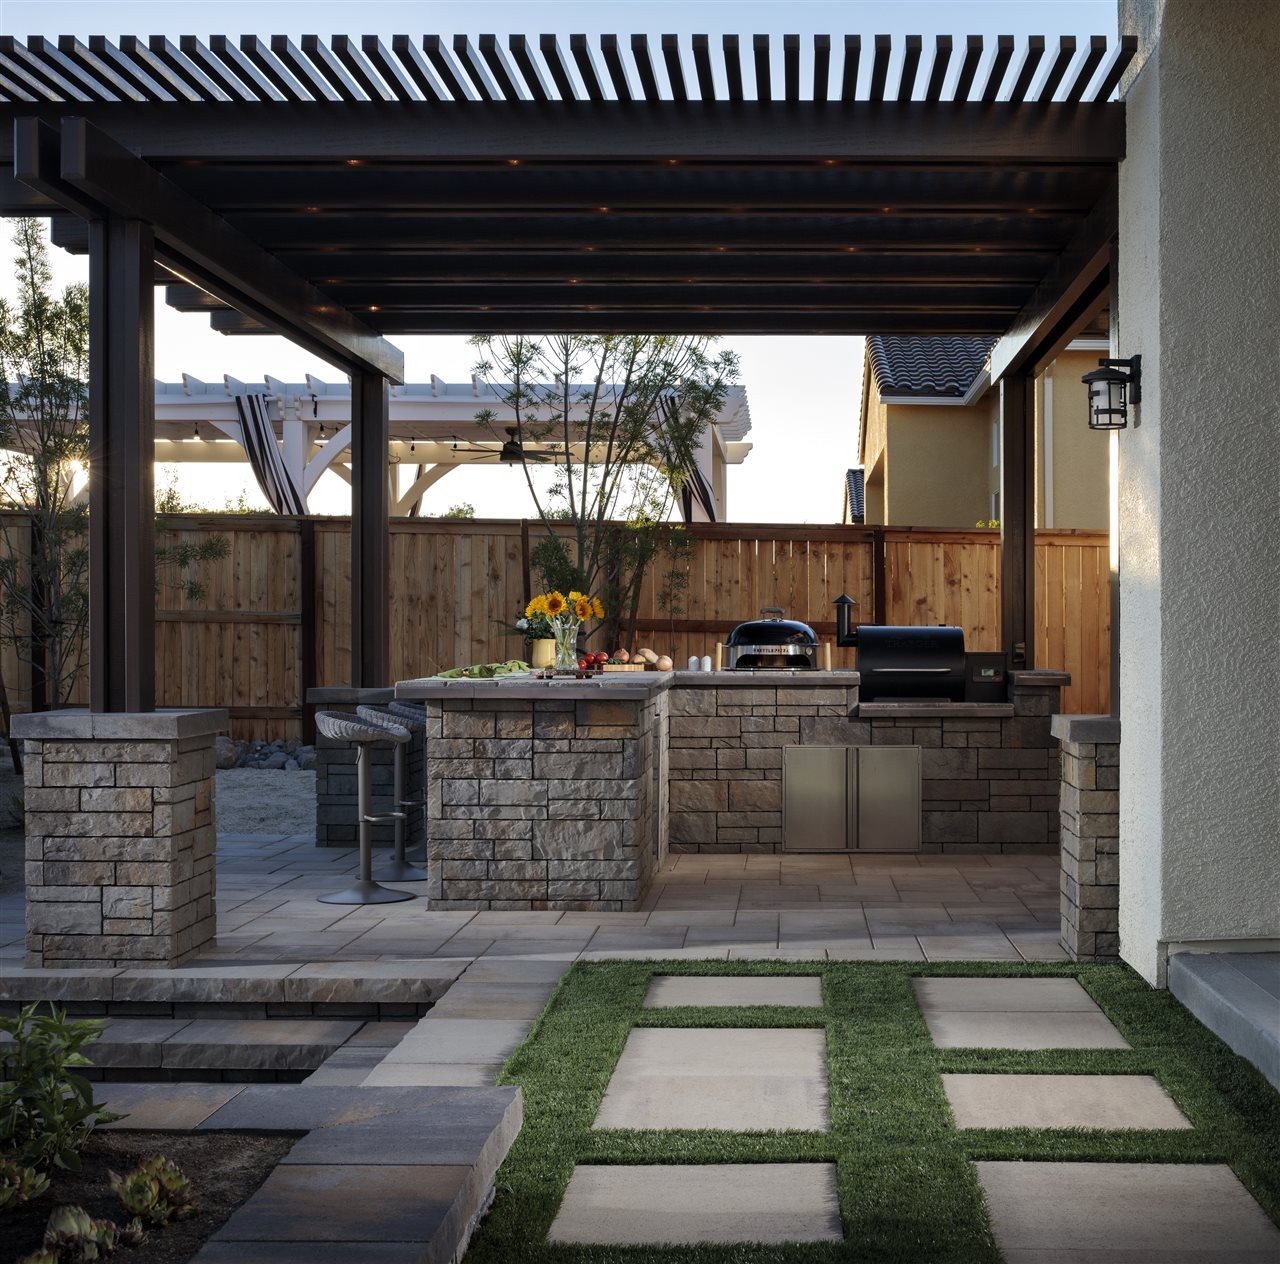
[525,589,605,670]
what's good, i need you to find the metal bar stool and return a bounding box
[387,700,431,867]
[314,710,415,905]
[357,704,429,882]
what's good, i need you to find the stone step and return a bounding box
[1168,952,1280,1091]
[0,1016,362,1071]
[93,1083,522,1264]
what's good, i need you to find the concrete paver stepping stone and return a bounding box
[914,977,1101,1011]
[643,975,822,1008]
[944,1074,1192,1130]
[924,1011,1129,1049]
[548,1163,842,1245]
[594,1027,829,1131]
[975,1161,1280,1262]
[914,977,1130,1049]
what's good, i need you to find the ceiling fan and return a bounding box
[444,428,559,464]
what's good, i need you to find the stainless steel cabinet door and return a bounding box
[856,746,921,851]
[782,745,852,851]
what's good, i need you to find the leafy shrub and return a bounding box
[109,1154,195,1225]
[0,1004,118,1174]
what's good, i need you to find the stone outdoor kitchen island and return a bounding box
[396,668,1067,911]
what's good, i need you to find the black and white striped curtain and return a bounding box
[233,393,307,516]
[657,394,716,523]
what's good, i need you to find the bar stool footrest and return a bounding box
[362,811,407,824]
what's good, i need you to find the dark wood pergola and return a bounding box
[0,32,1132,711]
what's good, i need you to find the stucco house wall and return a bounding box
[1116,0,1279,984]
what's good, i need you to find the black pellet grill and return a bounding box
[833,595,1008,703]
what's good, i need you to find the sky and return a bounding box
[0,0,1117,523]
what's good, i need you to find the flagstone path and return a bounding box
[546,972,1280,1256]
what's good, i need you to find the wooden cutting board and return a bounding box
[601,663,647,672]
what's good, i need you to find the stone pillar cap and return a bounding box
[12,708,229,740]
[1051,714,1120,743]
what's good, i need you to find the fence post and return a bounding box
[299,518,317,744]
[872,528,887,625]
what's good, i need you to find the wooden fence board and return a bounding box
[0,513,1110,737]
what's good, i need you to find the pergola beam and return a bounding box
[999,371,1036,670]
[0,101,1125,165]
[31,116,403,382]
[350,371,390,686]
[988,185,1118,382]
[207,310,1017,336]
[88,217,156,712]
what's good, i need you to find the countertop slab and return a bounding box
[395,669,862,700]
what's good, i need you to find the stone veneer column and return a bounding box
[13,709,227,969]
[1052,715,1120,961]
[414,680,669,911]
[307,687,424,850]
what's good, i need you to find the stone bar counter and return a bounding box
[395,674,671,911]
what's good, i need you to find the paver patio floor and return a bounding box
[0,836,1066,970]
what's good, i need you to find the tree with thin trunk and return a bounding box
[0,222,227,725]
[470,334,738,648]
[0,219,89,712]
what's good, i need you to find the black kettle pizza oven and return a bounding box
[725,608,819,670]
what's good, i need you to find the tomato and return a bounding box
[577,658,589,670]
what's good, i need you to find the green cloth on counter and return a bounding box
[436,659,530,679]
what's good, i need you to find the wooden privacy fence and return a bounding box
[0,514,1110,737]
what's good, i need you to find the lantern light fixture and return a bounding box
[1082,355,1141,430]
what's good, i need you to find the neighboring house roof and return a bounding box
[867,335,997,399]
[845,468,865,523]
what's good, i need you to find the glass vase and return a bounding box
[552,619,581,670]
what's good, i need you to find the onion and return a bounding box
[656,655,674,671]
[615,648,630,663]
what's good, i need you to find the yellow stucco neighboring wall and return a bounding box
[1038,349,1109,529]
[857,344,1108,530]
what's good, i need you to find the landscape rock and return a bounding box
[214,736,239,769]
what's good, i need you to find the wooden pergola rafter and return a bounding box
[0,30,1134,709]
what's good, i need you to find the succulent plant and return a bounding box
[117,1216,148,1248]
[0,1157,51,1208]
[40,1203,121,1260]
[108,1154,195,1225]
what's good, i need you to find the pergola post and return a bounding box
[87,216,156,712]
[999,370,1036,669]
[350,369,391,687]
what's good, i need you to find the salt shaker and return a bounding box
[700,654,712,672]
[687,655,700,671]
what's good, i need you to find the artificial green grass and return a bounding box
[464,960,1280,1263]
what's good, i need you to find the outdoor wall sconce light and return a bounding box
[1082,355,1141,430]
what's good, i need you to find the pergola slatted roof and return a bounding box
[0,31,1129,341]
[0,32,1134,105]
